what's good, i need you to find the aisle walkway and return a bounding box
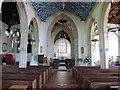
[45,70,80,88]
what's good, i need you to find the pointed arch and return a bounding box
[47,13,78,59]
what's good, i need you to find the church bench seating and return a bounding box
[2,65,52,89]
[2,65,52,81]
[2,73,42,88]
[108,85,120,89]
[9,85,28,90]
[73,67,119,82]
[72,66,100,81]
[87,82,119,89]
[72,66,120,89]
[3,71,46,88]
[2,79,37,89]
[2,65,52,79]
[82,76,119,88]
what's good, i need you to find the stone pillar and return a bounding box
[19,31,28,68]
[34,42,39,65]
[0,0,4,13]
[99,29,109,69]
[7,35,13,53]
[30,42,38,66]
[16,2,28,68]
[13,36,18,59]
[38,22,45,54]
[91,43,95,66]
[118,33,120,56]
[1,21,8,54]
[97,2,111,69]
[0,28,2,54]
[74,38,78,59]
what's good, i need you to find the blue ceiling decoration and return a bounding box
[64,2,96,21]
[31,2,63,21]
[31,1,96,21]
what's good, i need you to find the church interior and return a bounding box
[0,0,120,89]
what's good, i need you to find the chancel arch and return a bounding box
[54,30,71,59]
[47,13,78,60]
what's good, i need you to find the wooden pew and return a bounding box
[9,85,28,90]
[2,79,36,89]
[2,73,42,88]
[72,66,120,89]
[2,65,52,88]
[2,65,52,81]
[88,82,119,89]
[82,76,120,88]
[3,65,51,80]
[108,85,120,89]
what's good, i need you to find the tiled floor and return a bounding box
[45,70,80,88]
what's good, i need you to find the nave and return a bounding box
[45,70,79,88]
[0,1,120,90]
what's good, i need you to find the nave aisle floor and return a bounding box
[45,70,80,88]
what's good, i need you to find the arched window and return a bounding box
[58,39,67,54]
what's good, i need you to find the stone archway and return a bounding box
[16,1,28,68]
[90,19,100,66]
[32,18,39,58]
[52,25,72,59]
[97,2,111,69]
[28,18,39,66]
[1,0,28,68]
[1,1,20,54]
[47,13,78,59]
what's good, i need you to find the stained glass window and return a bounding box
[58,39,67,54]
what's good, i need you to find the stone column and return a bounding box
[118,32,120,56]
[0,28,2,54]
[0,0,4,13]
[99,29,109,69]
[97,2,110,69]
[7,35,13,53]
[13,36,18,60]
[16,2,28,68]
[34,41,39,65]
[1,21,8,54]
[91,43,95,66]
[38,22,45,55]
[19,31,28,68]
[30,42,38,66]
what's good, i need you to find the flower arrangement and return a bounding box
[83,56,91,63]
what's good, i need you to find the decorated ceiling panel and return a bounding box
[31,1,96,21]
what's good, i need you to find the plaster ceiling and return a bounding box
[31,2,96,21]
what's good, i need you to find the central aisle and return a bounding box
[45,70,80,88]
